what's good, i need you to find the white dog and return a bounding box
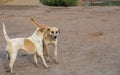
[3,22,50,75]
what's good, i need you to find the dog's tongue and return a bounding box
[53,38,56,41]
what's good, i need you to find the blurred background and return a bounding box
[0,0,120,6]
[0,0,40,5]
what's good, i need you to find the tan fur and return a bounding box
[35,29,44,36]
[24,39,36,54]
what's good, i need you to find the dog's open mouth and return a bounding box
[53,38,57,41]
[51,36,57,41]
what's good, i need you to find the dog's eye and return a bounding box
[51,31,54,34]
[56,31,58,34]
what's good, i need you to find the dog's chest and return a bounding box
[29,36,43,49]
[45,40,56,45]
[35,40,43,48]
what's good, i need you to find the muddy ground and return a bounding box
[0,5,120,75]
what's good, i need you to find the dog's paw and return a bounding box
[46,57,50,62]
[6,69,10,72]
[11,72,16,75]
[35,64,40,67]
[46,60,50,63]
[55,59,59,64]
[55,61,59,64]
[45,66,50,69]
[5,66,10,72]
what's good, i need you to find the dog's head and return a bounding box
[47,27,60,41]
[31,18,60,41]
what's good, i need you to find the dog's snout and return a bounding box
[54,36,57,39]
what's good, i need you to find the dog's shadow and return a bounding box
[0,50,7,74]
[0,51,45,71]
[19,53,44,67]
[16,52,45,68]
[0,51,6,66]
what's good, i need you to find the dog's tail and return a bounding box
[31,18,50,29]
[3,23,10,42]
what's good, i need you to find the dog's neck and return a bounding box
[30,29,44,41]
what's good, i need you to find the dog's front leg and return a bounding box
[37,51,48,68]
[54,43,58,64]
[33,52,39,67]
[44,44,50,62]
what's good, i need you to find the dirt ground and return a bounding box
[0,5,120,75]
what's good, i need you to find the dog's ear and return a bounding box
[58,29,60,34]
[39,28,45,32]
[47,28,50,31]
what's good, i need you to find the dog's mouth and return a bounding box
[51,36,57,41]
[53,38,57,41]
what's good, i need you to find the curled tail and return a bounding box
[3,23,10,42]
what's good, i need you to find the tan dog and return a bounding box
[31,18,60,63]
[3,22,49,75]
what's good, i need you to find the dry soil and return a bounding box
[0,5,120,75]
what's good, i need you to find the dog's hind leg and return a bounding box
[9,52,17,75]
[6,52,10,64]
[5,51,10,72]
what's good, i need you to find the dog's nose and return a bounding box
[54,36,57,39]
